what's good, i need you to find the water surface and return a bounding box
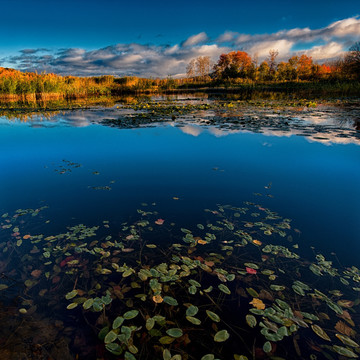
[0,96,359,359]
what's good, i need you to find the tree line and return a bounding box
[187,42,360,82]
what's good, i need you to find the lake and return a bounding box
[0,94,359,360]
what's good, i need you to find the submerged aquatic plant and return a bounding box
[0,201,360,359]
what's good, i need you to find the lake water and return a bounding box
[0,95,359,359]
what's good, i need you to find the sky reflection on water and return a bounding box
[1,103,359,266]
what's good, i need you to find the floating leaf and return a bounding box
[146,318,155,331]
[335,334,359,348]
[186,316,201,325]
[245,267,257,275]
[83,298,94,310]
[166,328,183,338]
[123,310,139,319]
[214,330,229,342]
[270,285,285,291]
[201,355,215,360]
[327,300,343,314]
[170,355,181,360]
[66,302,78,310]
[263,341,272,353]
[246,288,259,297]
[105,343,122,356]
[333,345,358,358]
[104,330,118,344]
[244,263,259,270]
[218,284,231,295]
[197,239,207,245]
[159,336,175,344]
[124,351,137,360]
[188,285,197,295]
[335,321,355,336]
[163,296,178,306]
[65,290,78,300]
[311,324,330,341]
[246,314,257,328]
[0,284,9,290]
[250,298,265,310]
[206,310,220,323]
[163,349,172,360]
[113,316,125,329]
[186,305,199,317]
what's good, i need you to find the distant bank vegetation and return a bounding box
[1,42,359,98]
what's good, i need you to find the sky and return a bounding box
[0,0,359,77]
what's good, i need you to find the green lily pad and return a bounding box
[105,343,122,356]
[124,352,137,360]
[218,284,231,295]
[123,310,139,319]
[206,310,220,322]
[333,345,358,358]
[66,302,78,310]
[104,330,118,344]
[65,290,78,300]
[246,314,257,328]
[263,341,272,353]
[83,298,94,310]
[186,305,199,317]
[214,330,229,342]
[113,316,125,329]
[336,334,359,348]
[311,324,330,341]
[166,328,183,338]
[186,316,201,325]
[159,336,175,344]
[201,355,215,360]
[163,296,178,306]
[146,318,155,330]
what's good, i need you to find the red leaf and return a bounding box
[246,267,257,274]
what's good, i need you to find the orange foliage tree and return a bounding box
[213,51,254,79]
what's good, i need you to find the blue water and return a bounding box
[1,103,359,266]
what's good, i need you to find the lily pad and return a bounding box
[214,330,230,342]
[246,314,257,328]
[163,296,178,306]
[166,328,183,338]
[311,324,330,341]
[206,310,221,322]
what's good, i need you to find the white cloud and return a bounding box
[182,32,208,47]
[248,39,294,58]
[303,42,345,61]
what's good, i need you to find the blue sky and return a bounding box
[0,0,359,77]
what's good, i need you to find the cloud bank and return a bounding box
[2,16,359,77]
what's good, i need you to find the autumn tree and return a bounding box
[256,61,270,81]
[276,61,292,81]
[213,51,253,79]
[297,55,314,80]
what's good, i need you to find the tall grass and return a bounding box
[0,67,359,99]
